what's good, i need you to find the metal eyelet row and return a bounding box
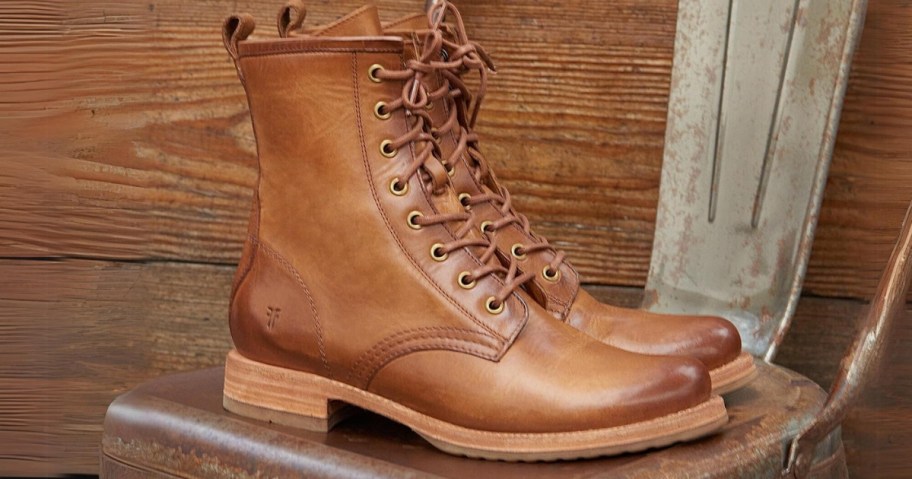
[373,64,503,316]
[403,213,503,315]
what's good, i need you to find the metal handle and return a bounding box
[782,200,912,478]
[425,0,440,11]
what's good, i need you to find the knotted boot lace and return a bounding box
[372,9,534,312]
[421,1,569,282]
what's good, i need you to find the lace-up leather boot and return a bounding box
[381,4,757,395]
[220,4,728,460]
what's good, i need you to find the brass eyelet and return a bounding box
[445,163,455,177]
[542,266,561,283]
[425,101,434,111]
[511,243,527,260]
[374,101,391,120]
[458,193,471,208]
[480,220,493,234]
[457,271,476,290]
[485,297,504,315]
[380,140,398,158]
[430,243,448,262]
[368,64,384,83]
[390,178,408,196]
[407,211,423,230]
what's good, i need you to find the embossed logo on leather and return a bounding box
[266,306,281,328]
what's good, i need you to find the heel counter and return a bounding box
[230,193,260,341]
[229,238,328,376]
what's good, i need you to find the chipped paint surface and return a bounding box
[646,0,868,358]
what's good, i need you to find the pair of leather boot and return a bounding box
[220,1,757,460]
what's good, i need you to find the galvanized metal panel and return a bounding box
[646,0,867,359]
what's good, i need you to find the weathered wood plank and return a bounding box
[0,0,910,299]
[1,258,908,477]
[0,259,234,476]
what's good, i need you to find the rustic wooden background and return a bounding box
[1,0,909,477]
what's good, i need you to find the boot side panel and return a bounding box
[229,238,327,376]
[235,42,524,382]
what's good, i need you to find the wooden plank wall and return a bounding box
[0,0,909,476]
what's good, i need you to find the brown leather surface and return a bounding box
[383,10,743,371]
[223,4,712,436]
[101,363,844,479]
[566,289,742,370]
[368,316,710,432]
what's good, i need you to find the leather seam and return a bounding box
[559,265,580,319]
[350,51,505,342]
[251,236,332,379]
[230,195,260,303]
[240,47,400,59]
[348,326,495,386]
[363,340,495,390]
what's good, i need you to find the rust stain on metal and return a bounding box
[785,200,911,478]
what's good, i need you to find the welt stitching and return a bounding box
[240,47,400,59]
[251,236,332,379]
[363,340,494,390]
[348,327,492,384]
[349,51,504,341]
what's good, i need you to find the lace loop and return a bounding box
[426,1,569,282]
[373,2,533,310]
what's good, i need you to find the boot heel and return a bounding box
[223,350,354,432]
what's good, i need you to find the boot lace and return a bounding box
[372,8,534,311]
[422,1,568,280]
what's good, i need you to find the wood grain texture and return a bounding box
[1,259,908,477]
[1,0,911,477]
[0,0,909,298]
[0,259,233,476]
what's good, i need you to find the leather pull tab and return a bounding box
[222,13,256,61]
[277,0,307,38]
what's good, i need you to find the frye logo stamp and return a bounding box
[266,306,281,328]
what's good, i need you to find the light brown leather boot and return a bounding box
[220,4,727,461]
[381,3,757,395]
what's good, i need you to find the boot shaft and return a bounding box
[223,10,530,386]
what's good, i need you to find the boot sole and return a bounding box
[710,352,758,395]
[223,350,728,461]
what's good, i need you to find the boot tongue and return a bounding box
[383,13,427,34]
[311,5,383,37]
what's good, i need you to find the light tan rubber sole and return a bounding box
[710,352,759,395]
[223,350,729,461]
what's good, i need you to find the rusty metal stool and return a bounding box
[101,202,911,478]
[100,364,836,478]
